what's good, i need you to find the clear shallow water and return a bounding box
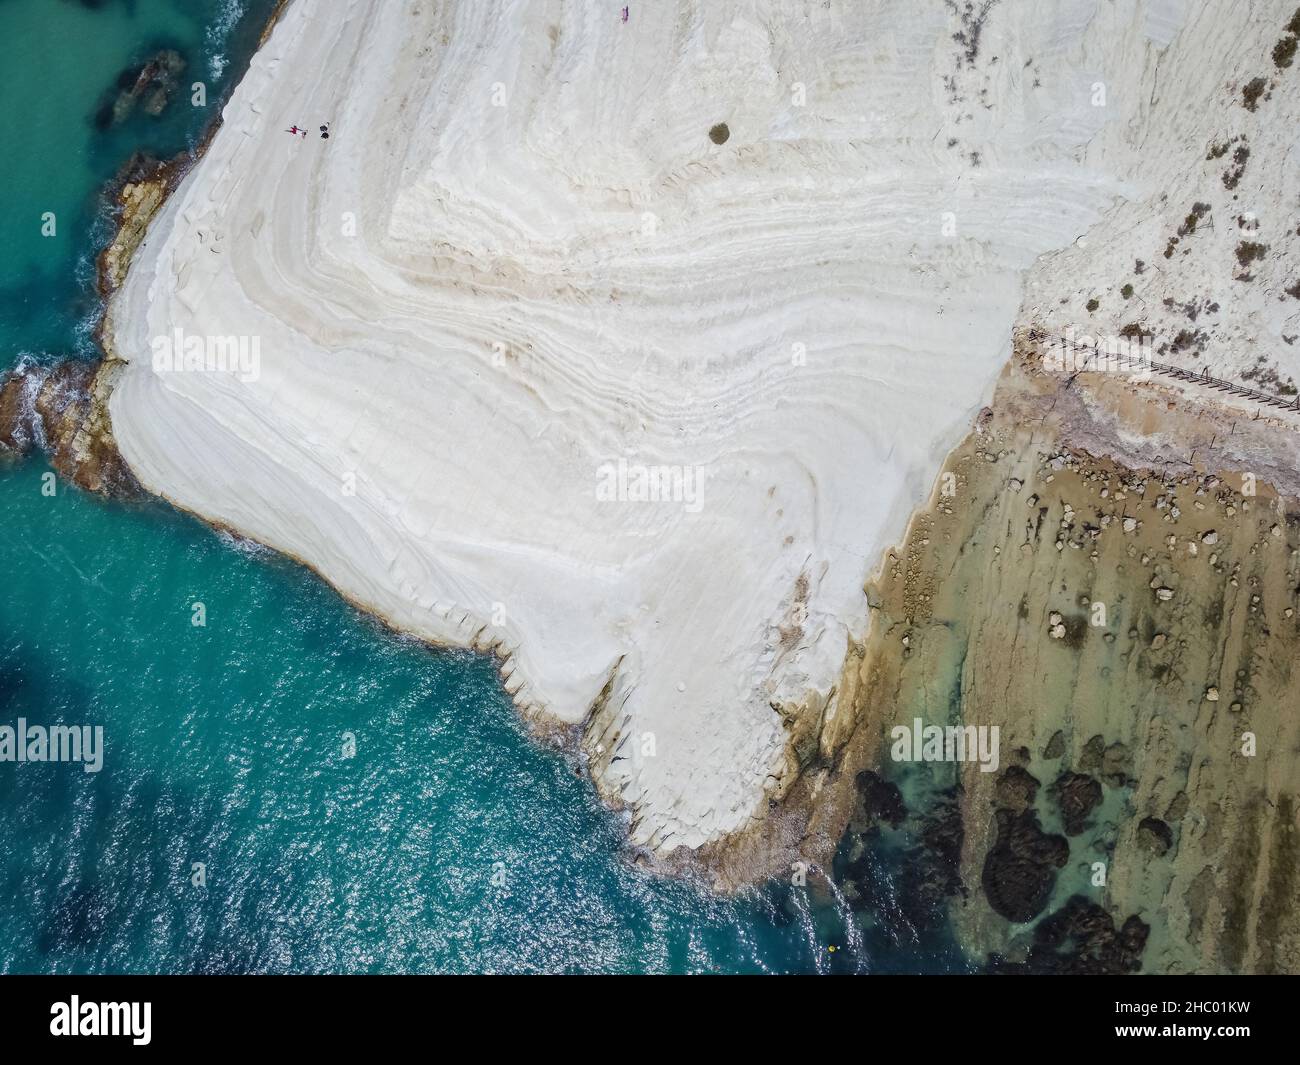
[0,0,274,359]
[0,0,966,973]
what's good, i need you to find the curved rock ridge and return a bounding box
[106,0,1271,862]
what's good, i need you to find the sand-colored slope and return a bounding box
[105,0,1289,868]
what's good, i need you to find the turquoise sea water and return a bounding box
[0,0,274,359]
[0,0,968,973]
[1,460,841,973]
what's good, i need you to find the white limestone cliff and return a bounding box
[105,0,1299,865]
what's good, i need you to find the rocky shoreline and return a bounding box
[0,357,135,495]
[0,148,185,494]
[832,342,1300,973]
[1,0,297,492]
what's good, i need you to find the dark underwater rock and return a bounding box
[981,807,1069,923]
[1052,771,1103,835]
[97,48,187,129]
[1136,816,1174,856]
[994,764,1039,814]
[853,769,906,829]
[990,895,1149,974]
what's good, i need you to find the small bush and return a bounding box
[1242,76,1269,112]
[1236,240,1268,267]
[1223,146,1250,190]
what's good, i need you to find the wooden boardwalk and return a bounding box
[1023,326,1300,416]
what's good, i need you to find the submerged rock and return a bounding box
[981,808,1069,923]
[899,789,966,930]
[994,764,1040,814]
[1052,771,1103,835]
[1100,742,1134,789]
[96,49,187,129]
[1042,730,1066,760]
[1165,792,1189,822]
[838,780,965,938]
[1078,734,1106,772]
[851,770,906,830]
[1136,816,1175,857]
[991,895,1149,974]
